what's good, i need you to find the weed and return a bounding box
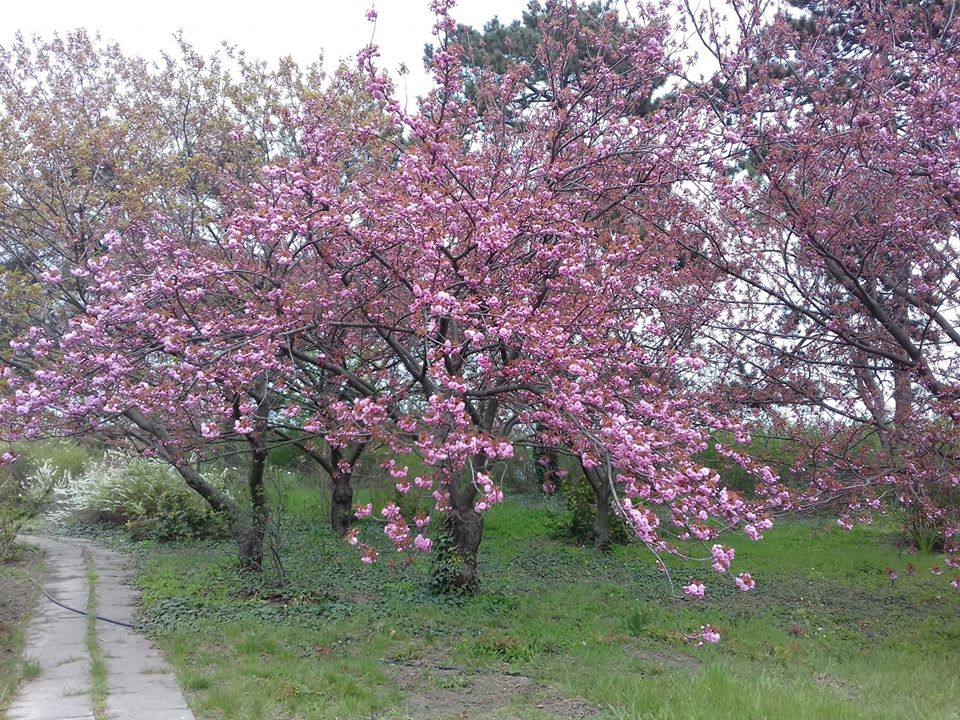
[0,544,43,715]
[626,604,655,637]
[83,549,108,720]
[20,657,40,680]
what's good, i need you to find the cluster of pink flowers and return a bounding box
[735,573,755,592]
[381,503,410,550]
[473,472,504,513]
[710,544,735,573]
[743,518,773,541]
[699,625,721,645]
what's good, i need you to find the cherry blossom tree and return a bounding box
[0,32,371,567]
[2,2,799,598]
[216,1,784,592]
[683,0,960,555]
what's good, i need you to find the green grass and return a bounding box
[0,544,42,717]
[82,549,107,720]
[125,493,960,720]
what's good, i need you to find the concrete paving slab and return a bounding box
[8,536,92,720]
[10,535,197,720]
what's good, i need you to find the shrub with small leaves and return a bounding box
[0,460,57,560]
[54,452,231,541]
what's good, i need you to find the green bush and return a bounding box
[494,446,539,494]
[55,453,231,541]
[560,472,632,546]
[696,432,810,495]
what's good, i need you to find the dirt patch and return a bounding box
[389,658,602,719]
[532,697,603,718]
[624,643,702,672]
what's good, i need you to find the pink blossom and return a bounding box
[699,625,721,645]
[735,573,755,592]
[354,503,373,519]
[384,520,409,549]
[710,544,735,573]
[381,503,402,521]
[683,581,706,600]
[414,534,432,552]
[233,418,254,435]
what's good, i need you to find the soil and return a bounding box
[388,656,602,720]
[623,644,703,672]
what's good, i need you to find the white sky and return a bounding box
[2,0,531,101]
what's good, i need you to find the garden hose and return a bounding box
[27,573,137,629]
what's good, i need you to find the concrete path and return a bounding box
[8,536,196,720]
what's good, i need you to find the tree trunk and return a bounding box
[593,480,612,551]
[430,479,484,594]
[888,261,915,431]
[239,446,268,573]
[330,469,355,535]
[582,463,612,551]
[532,425,560,493]
[446,502,484,593]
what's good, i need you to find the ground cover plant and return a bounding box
[115,483,960,720]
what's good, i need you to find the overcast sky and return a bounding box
[3,0,532,101]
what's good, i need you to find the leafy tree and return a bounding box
[425,0,663,114]
[224,3,780,592]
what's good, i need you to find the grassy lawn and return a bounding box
[126,484,960,720]
[0,543,42,715]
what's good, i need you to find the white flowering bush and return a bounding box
[0,460,58,559]
[55,453,231,541]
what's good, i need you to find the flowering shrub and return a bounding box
[54,453,231,541]
[0,457,56,560]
